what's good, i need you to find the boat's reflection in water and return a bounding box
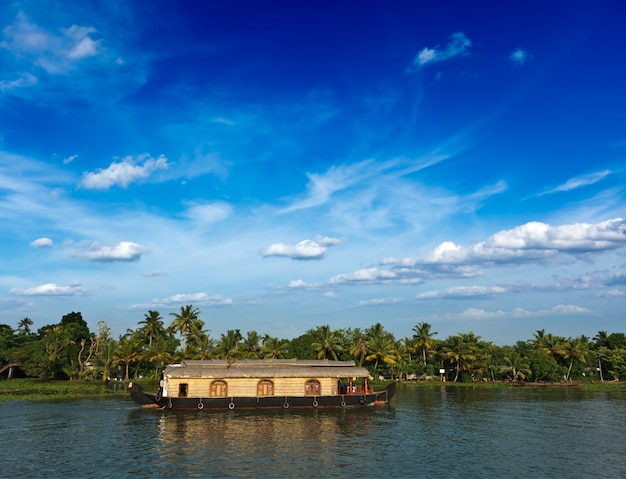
[154,408,377,476]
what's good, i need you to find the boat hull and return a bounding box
[130,381,396,411]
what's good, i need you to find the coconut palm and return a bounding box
[561,339,588,381]
[113,335,143,381]
[503,351,532,380]
[365,323,396,370]
[444,333,478,382]
[349,337,367,367]
[243,330,262,358]
[413,322,438,364]
[311,325,343,360]
[138,310,165,348]
[169,305,201,353]
[261,336,290,359]
[215,329,243,359]
[18,317,33,333]
[143,336,173,380]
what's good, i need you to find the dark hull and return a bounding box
[130,381,396,411]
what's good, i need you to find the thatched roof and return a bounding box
[164,359,372,379]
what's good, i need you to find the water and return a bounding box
[1,385,625,478]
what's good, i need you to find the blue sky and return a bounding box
[1,0,625,345]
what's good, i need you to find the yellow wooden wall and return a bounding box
[165,376,339,398]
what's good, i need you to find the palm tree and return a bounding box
[113,335,143,381]
[215,329,243,359]
[503,351,531,381]
[365,323,396,370]
[444,333,478,382]
[349,337,367,367]
[243,330,262,358]
[311,325,343,360]
[169,305,201,353]
[138,310,165,348]
[561,339,588,381]
[143,337,173,380]
[413,322,438,364]
[17,317,33,333]
[593,330,609,348]
[261,336,290,359]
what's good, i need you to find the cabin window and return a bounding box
[305,380,321,396]
[210,380,228,397]
[257,380,274,396]
[178,383,188,397]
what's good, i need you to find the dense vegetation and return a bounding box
[1,307,625,384]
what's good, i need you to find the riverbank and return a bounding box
[0,378,134,402]
[1,377,623,402]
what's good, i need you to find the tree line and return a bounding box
[1,306,625,383]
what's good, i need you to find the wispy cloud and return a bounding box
[538,170,612,196]
[454,304,590,321]
[80,155,170,189]
[414,32,472,66]
[1,12,103,75]
[416,285,507,300]
[510,48,531,65]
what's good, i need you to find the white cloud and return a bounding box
[82,241,146,262]
[330,267,397,284]
[10,281,85,296]
[357,297,404,306]
[263,239,327,260]
[63,154,78,164]
[416,285,507,300]
[183,201,231,225]
[131,292,234,308]
[0,73,37,92]
[596,289,625,298]
[538,170,612,196]
[31,237,53,248]
[415,32,472,66]
[0,12,103,75]
[80,155,170,189]
[288,279,317,288]
[315,235,345,246]
[510,48,531,65]
[408,218,626,266]
[455,304,590,320]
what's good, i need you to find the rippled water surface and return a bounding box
[1,386,625,478]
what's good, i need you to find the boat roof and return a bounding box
[163,359,373,379]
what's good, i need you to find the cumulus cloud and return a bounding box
[80,154,170,189]
[401,218,626,267]
[10,281,86,296]
[263,236,344,260]
[31,237,53,248]
[288,279,318,288]
[82,241,146,262]
[510,48,531,65]
[414,32,472,66]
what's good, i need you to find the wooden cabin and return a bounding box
[161,359,373,399]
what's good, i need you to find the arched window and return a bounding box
[210,380,228,397]
[257,380,274,396]
[305,380,321,396]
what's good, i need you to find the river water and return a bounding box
[1,385,625,478]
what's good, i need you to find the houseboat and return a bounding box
[129,359,396,410]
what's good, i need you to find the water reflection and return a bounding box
[151,408,376,477]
